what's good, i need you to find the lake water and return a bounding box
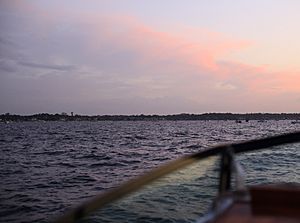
[0,120,299,222]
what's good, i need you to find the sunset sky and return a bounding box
[1,0,300,114]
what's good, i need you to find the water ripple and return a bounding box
[0,120,299,222]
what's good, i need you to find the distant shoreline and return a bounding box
[1,113,300,122]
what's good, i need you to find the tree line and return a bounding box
[1,112,300,121]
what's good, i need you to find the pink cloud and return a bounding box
[249,70,300,94]
[7,1,251,77]
[74,13,251,73]
[3,1,299,112]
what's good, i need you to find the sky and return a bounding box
[1,0,300,115]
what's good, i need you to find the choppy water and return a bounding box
[0,120,299,223]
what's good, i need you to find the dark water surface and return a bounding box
[0,121,299,222]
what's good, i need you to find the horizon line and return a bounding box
[2,112,300,116]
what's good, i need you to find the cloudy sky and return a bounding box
[1,0,300,114]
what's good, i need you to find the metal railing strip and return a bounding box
[53,131,300,223]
